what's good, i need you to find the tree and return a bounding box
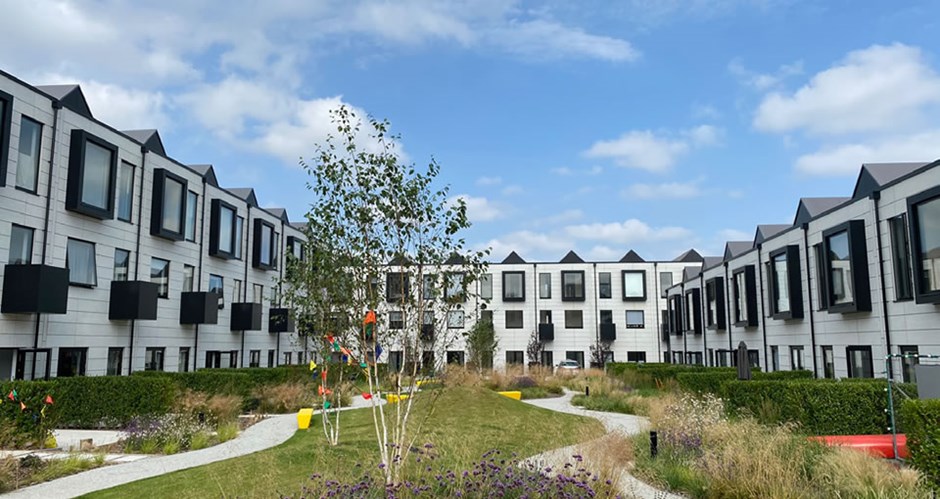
[283,105,488,482]
[589,339,613,369]
[464,316,497,372]
[525,330,543,366]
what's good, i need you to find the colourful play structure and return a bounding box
[810,434,909,459]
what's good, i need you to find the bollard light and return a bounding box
[650,430,658,458]
[585,386,590,396]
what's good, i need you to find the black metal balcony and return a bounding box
[600,323,616,342]
[109,281,158,320]
[179,292,219,325]
[231,303,262,331]
[1,264,69,314]
[538,323,554,342]
[421,324,434,342]
[268,308,294,333]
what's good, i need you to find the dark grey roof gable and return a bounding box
[673,248,704,263]
[724,241,752,260]
[793,197,850,226]
[188,164,219,187]
[619,250,645,263]
[228,188,259,207]
[268,208,290,223]
[754,224,791,246]
[682,265,702,282]
[501,251,526,264]
[123,129,167,156]
[36,84,93,119]
[852,162,929,200]
[444,253,466,265]
[702,256,723,270]
[559,250,584,263]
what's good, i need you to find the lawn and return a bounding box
[85,386,604,498]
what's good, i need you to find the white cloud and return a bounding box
[501,185,523,196]
[728,58,803,90]
[451,194,503,223]
[534,209,584,227]
[585,245,622,261]
[33,74,170,130]
[623,181,702,199]
[691,103,721,120]
[794,130,940,176]
[718,229,751,241]
[492,19,639,62]
[476,176,503,186]
[754,44,940,135]
[551,167,574,176]
[565,219,692,245]
[584,125,722,172]
[481,230,572,261]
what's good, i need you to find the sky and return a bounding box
[3,0,940,263]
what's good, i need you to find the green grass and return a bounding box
[519,386,563,399]
[85,386,604,499]
[629,433,708,498]
[571,393,638,414]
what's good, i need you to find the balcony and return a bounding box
[230,303,262,331]
[420,324,434,342]
[538,323,554,342]
[108,281,158,320]
[268,308,294,333]
[179,292,219,325]
[600,323,617,342]
[1,264,69,314]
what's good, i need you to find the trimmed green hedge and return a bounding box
[676,370,814,395]
[900,399,940,490]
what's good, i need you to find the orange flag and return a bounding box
[45,395,54,405]
[20,401,26,411]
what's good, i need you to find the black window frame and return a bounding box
[0,90,12,187]
[209,199,240,259]
[144,347,166,371]
[705,276,726,330]
[627,351,647,362]
[113,248,130,282]
[66,237,98,287]
[668,294,684,335]
[150,257,170,299]
[505,310,524,329]
[479,273,492,300]
[538,272,551,299]
[564,309,583,329]
[561,270,585,301]
[66,129,118,219]
[388,311,403,329]
[252,218,277,270]
[821,345,834,379]
[57,347,88,377]
[8,224,34,265]
[889,214,914,302]
[768,245,804,320]
[731,265,758,327]
[150,168,188,241]
[505,351,524,365]
[386,272,410,302]
[813,243,829,310]
[906,185,940,304]
[900,345,919,383]
[179,347,191,372]
[502,271,525,302]
[106,347,123,376]
[822,220,871,313]
[447,309,465,329]
[185,190,198,242]
[15,115,43,194]
[209,274,224,309]
[846,345,874,378]
[444,272,466,302]
[684,288,702,335]
[621,270,647,301]
[598,272,612,299]
[116,160,135,222]
[625,310,644,329]
[789,345,804,370]
[249,349,261,368]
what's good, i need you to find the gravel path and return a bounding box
[523,391,685,499]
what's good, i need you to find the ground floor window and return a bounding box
[627,351,647,363]
[15,349,50,380]
[505,350,524,365]
[790,345,804,370]
[565,351,584,368]
[268,349,275,368]
[540,350,553,367]
[179,347,191,372]
[685,351,703,366]
[671,351,683,364]
[145,347,165,371]
[770,346,779,371]
[282,352,292,366]
[900,345,919,383]
[421,351,435,374]
[249,350,261,368]
[446,351,465,365]
[602,351,614,364]
[388,351,403,372]
[107,347,123,376]
[821,346,834,379]
[748,350,760,368]
[847,346,873,378]
[57,347,87,377]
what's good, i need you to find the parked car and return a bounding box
[556,359,581,373]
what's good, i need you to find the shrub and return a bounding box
[510,376,537,389]
[122,413,212,453]
[255,382,315,413]
[0,380,57,448]
[571,393,637,414]
[676,369,815,395]
[174,390,242,425]
[900,399,940,491]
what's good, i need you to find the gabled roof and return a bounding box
[188,164,219,187]
[122,129,167,156]
[228,188,259,207]
[702,256,723,270]
[290,222,307,231]
[501,251,526,264]
[852,162,929,200]
[268,208,290,223]
[673,248,704,263]
[444,253,466,265]
[618,250,645,263]
[724,241,752,260]
[559,250,584,264]
[682,265,702,282]
[388,255,411,266]
[36,84,93,119]
[754,224,791,246]
[793,197,850,226]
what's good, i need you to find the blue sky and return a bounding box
[3,1,940,262]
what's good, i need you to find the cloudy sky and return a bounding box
[4,1,940,262]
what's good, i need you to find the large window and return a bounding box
[684,289,702,334]
[622,270,646,301]
[659,272,673,295]
[768,246,803,319]
[150,257,169,298]
[386,272,409,302]
[822,345,834,379]
[889,215,914,301]
[8,224,33,265]
[447,310,465,329]
[846,346,873,378]
[503,271,525,301]
[705,277,725,330]
[598,272,612,299]
[116,161,134,222]
[505,310,523,328]
[789,345,804,370]
[423,274,437,300]
[107,347,123,376]
[906,186,940,303]
[185,191,198,241]
[732,266,758,327]
[66,130,118,219]
[145,347,165,371]
[66,238,97,287]
[253,219,276,270]
[823,220,871,313]
[210,199,239,258]
[479,273,492,300]
[539,272,551,299]
[209,274,224,309]
[564,310,583,329]
[113,248,130,282]
[561,271,585,301]
[57,347,87,377]
[15,116,42,192]
[444,272,465,302]
[149,169,187,240]
[625,310,644,328]
[505,351,524,365]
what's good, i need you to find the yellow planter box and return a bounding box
[297,408,314,430]
[386,394,410,403]
[498,391,522,400]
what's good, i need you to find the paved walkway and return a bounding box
[523,391,685,499]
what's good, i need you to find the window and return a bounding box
[179,347,190,373]
[447,310,465,329]
[66,130,117,219]
[0,91,11,188]
[598,272,611,299]
[479,273,492,300]
[15,349,50,380]
[503,271,525,301]
[505,310,524,329]
[659,272,673,294]
[889,215,914,301]
[789,346,804,370]
[900,345,919,383]
[770,346,779,371]
[267,349,275,368]
[270,286,278,304]
[185,191,197,241]
[481,309,493,324]
[287,236,303,260]
[823,220,871,313]
[846,346,873,378]
[150,258,169,298]
[566,351,584,368]
[622,270,646,301]
[769,246,803,319]
[253,284,263,303]
[389,311,403,329]
[539,272,551,299]
[8,224,33,265]
[446,351,465,365]
[66,238,97,287]
[282,352,292,365]
[15,116,42,192]
[748,350,761,368]
[113,248,130,282]
[107,347,123,376]
[625,310,644,328]
[540,350,554,367]
[116,161,134,222]
[561,271,585,301]
[57,347,87,377]
[564,310,583,329]
[209,200,240,258]
[444,272,465,301]
[822,345,834,379]
[505,351,524,365]
[208,274,224,308]
[907,186,940,303]
[627,351,647,362]
[599,309,613,324]
[814,243,829,310]
[182,264,194,292]
[684,289,702,334]
[686,352,703,366]
[423,274,437,300]
[253,219,276,269]
[732,266,758,327]
[233,279,242,304]
[150,169,188,240]
[145,347,165,371]
[387,351,403,371]
[705,277,725,330]
[386,272,409,302]
[234,217,244,259]
[540,310,552,323]
[249,350,261,368]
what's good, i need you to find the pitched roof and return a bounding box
[122,129,166,156]
[852,162,929,200]
[501,251,526,264]
[36,84,93,119]
[673,248,704,263]
[702,256,723,270]
[724,241,752,260]
[682,266,702,282]
[793,197,850,226]
[388,255,411,266]
[268,208,290,223]
[444,253,466,265]
[618,250,645,263]
[228,188,259,207]
[754,224,791,246]
[559,250,584,263]
[188,164,219,187]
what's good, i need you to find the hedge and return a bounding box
[676,370,814,395]
[900,399,940,490]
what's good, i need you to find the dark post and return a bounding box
[585,386,590,396]
[650,431,658,458]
